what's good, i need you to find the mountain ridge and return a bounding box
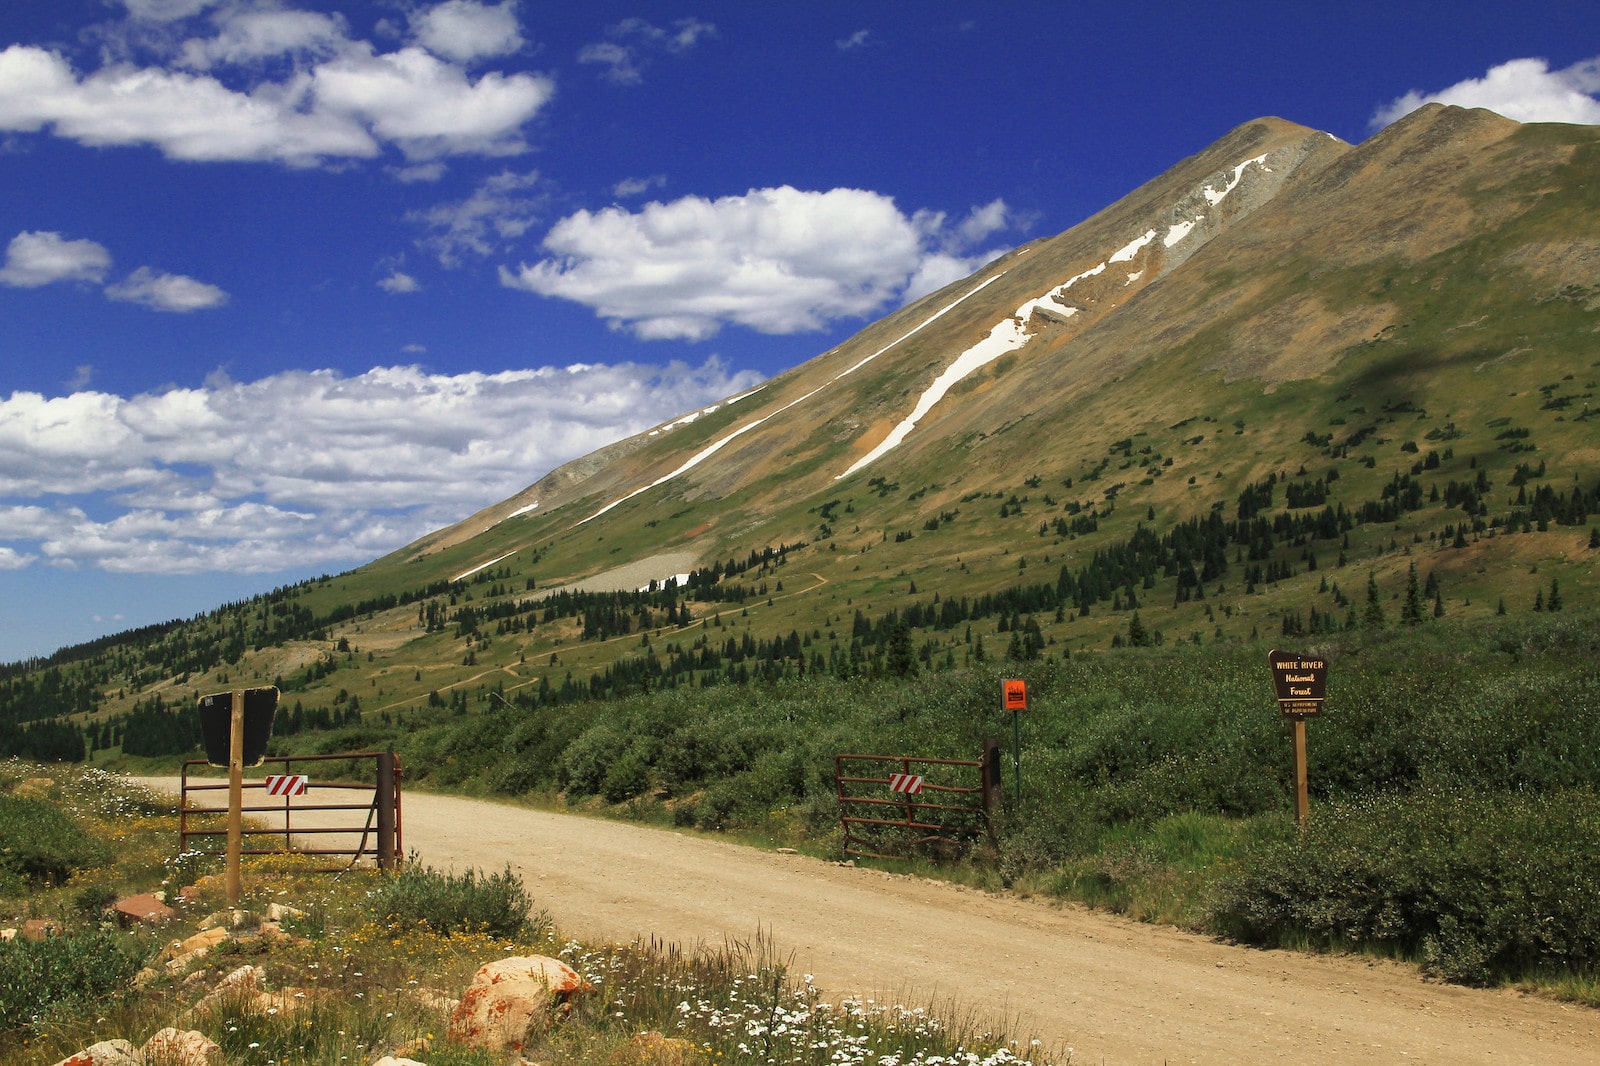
[5,104,1598,747]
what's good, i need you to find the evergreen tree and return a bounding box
[885,621,918,678]
[1363,572,1386,629]
[1548,577,1562,612]
[1127,611,1149,647]
[1401,562,1424,626]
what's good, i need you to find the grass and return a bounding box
[0,762,1059,1066]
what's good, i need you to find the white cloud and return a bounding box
[0,230,113,287]
[411,169,543,266]
[0,546,36,570]
[579,17,715,84]
[0,359,762,575]
[502,186,1023,340]
[0,44,377,164]
[310,45,553,159]
[837,30,871,52]
[1373,56,1600,128]
[176,8,348,70]
[105,266,229,312]
[379,271,420,293]
[411,1,525,63]
[391,161,448,183]
[613,174,667,198]
[0,16,554,166]
[121,0,219,21]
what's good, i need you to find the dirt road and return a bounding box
[136,779,1599,1065]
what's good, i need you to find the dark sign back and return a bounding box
[1267,649,1327,717]
[198,687,279,767]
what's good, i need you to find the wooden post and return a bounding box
[1293,717,1310,828]
[376,751,396,871]
[226,690,244,906]
[981,739,1002,816]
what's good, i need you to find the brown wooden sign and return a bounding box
[1267,649,1326,717]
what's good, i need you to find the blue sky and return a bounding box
[3,0,1599,663]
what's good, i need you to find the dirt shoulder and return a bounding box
[133,779,1599,1065]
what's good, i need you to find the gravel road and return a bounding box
[135,778,1600,1065]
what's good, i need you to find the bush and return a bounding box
[1210,785,1600,984]
[367,858,546,939]
[0,794,109,887]
[0,929,149,1036]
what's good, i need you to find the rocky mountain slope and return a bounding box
[6,103,1598,746]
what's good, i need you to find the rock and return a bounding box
[141,1027,222,1066]
[448,955,588,1052]
[264,902,303,921]
[21,919,61,941]
[370,1058,430,1066]
[47,1040,140,1066]
[407,987,461,1015]
[180,926,230,954]
[114,893,176,925]
[194,964,265,1015]
[1,928,15,941]
[165,926,229,973]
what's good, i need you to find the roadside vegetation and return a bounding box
[0,762,1054,1066]
[215,609,1600,1001]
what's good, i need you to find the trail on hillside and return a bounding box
[134,779,1598,1065]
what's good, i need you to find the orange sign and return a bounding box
[1002,678,1028,711]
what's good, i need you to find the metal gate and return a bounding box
[179,751,402,871]
[835,746,999,860]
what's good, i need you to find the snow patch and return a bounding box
[578,273,1006,523]
[645,389,761,437]
[452,549,518,583]
[1109,229,1157,264]
[838,283,1074,480]
[507,502,539,519]
[638,573,691,592]
[1164,218,1199,246]
[1202,153,1269,205]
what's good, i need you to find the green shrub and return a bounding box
[0,929,149,1036]
[367,858,545,939]
[0,794,110,887]
[1211,785,1600,984]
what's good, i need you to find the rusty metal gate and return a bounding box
[835,745,999,860]
[179,751,402,871]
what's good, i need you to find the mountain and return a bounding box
[5,104,1598,755]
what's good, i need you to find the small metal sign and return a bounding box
[263,774,308,797]
[887,773,924,795]
[1268,650,1326,717]
[1001,678,1029,711]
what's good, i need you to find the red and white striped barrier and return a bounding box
[263,774,308,797]
[887,773,924,794]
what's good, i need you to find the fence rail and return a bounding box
[835,747,998,861]
[180,751,401,871]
